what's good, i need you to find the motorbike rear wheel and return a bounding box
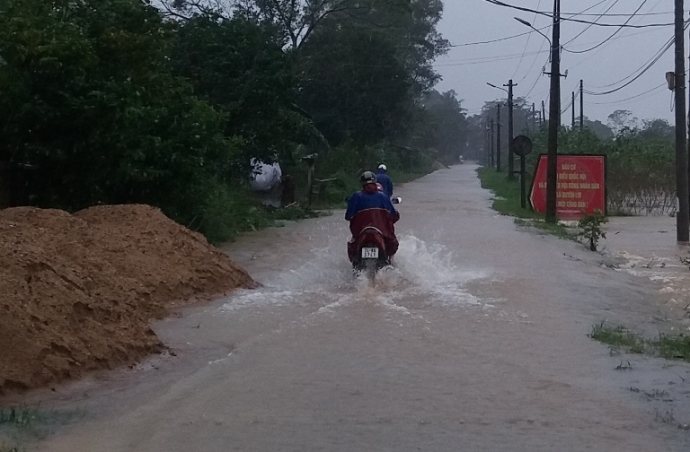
[363,259,378,281]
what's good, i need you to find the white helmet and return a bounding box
[378,164,387,171]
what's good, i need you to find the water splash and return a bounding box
[386,235,489,306]
[222,234,490,314]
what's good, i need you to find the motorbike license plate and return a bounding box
[361,247,379,259]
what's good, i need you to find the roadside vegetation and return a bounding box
[467,103,676,219]
[0,0,466,242]
[528,123,675,217]
[578,211,608,252]
[476,167,571,238]
[0,406,85,451]
[472,104,675,250]
[590,322,690,363]
[0,406,63,452]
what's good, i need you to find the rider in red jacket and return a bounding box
[345,171,400,261]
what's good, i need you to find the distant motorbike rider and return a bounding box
[376,164,394,198]
[345,171,400,261]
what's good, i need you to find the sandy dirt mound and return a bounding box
[0,205,255,394]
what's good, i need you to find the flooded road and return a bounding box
[37,165,690,451]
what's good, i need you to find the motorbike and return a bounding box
[347,197,402,279]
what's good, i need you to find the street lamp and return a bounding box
[514,17,552,49]
[486,82,508,94]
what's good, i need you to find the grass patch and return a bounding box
[590,322,646,354]
[0,406,42,452]
[0,445,22,452]
[0,406,84,451]
[477,167,535,219]
[199,191,328,243]
[657,334,690,361]
[589,321,690,362]
[0,408,40,428]
[478,167,572,238]
[270,204,324,222]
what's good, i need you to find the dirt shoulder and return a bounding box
[0,204,256,395]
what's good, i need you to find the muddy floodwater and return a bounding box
[20,165,690,451]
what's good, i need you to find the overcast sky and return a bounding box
[434,0,681,125]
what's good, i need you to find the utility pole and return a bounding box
[496,104,502,172]
[579,80,584,130]
[532,103,536,132]
[485,125,489,166]
[505,80,517,179]
[571,92,575,129]
[545,0,561,223]
[489,119,494,166]
[676,0,689,241]
[541,100,546,128]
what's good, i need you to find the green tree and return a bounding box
[0,0,236,224]
[581,117,614,140]
[607,109,638,134]
[416,89,468,164]
[298,24,411,146]
[170,15,322,168]
[639,118,675,140]
[297,0,448,145]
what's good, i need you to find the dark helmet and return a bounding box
[360,171,377,185]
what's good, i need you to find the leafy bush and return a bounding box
[578,210,608,251]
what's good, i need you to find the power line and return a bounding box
[517,1,617,83]
[584,16,685,90]
[449,1,664,48]
[570,0,665,69]
[568,26,666,70]
[443,25,665,69]
[563,0,621,48]
[436,49,549,67]
[449,26,550,48]
[560,85,582,115]
[558,12,677,17]
[585,23,682,93]
[518,34,548,83]
[558,11,679,17]
[512,0,541,79]
[523,54,550,98]
[564,0,649,54]
[584,40,669,95]
[586,81,667,104]
[483,0,674,28]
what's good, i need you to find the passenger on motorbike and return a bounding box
[345,171,400,262]
[376,164,394,198]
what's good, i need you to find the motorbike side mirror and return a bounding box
[392,197,402,204]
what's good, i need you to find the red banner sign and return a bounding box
[530,155,606,219]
